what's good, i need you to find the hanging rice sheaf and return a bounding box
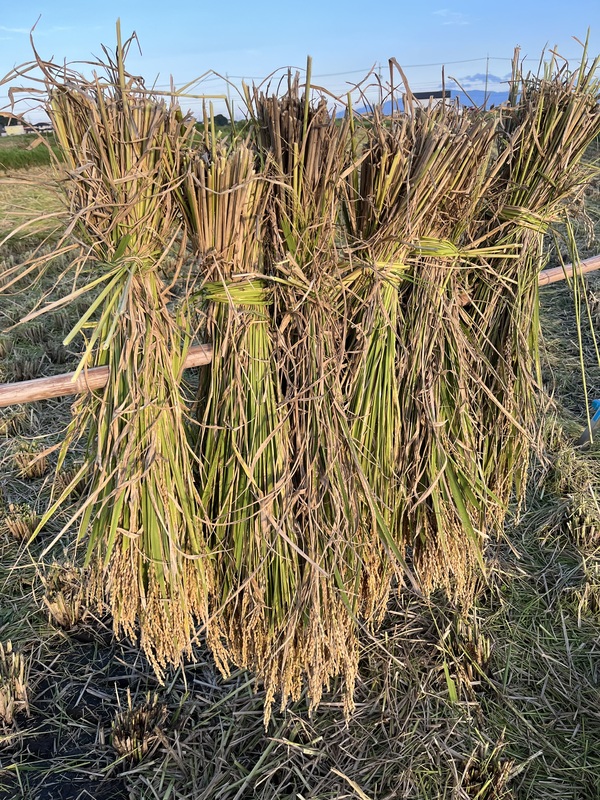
[388,99,504,605]
[342,90,504,610]
[5,31,600,726]
[177,137,306,718]
[467,48,600,521]
[340,105,413,624]
[33,31,214,676]
[243,71,372,720]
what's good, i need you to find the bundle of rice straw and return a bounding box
[33,30,213,675]
[244,71,369,720]
[466,47,600,523]
[177,136,305,720]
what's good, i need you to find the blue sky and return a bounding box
[1,1,599,119]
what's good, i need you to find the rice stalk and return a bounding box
[32,29,214,676]
[0,641,29,728]
[4,503,38,541]
[177,139,303,716]
[245,72,366,720]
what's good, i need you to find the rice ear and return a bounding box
[30,38,214,674]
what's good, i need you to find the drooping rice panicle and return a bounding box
[245,72,368,720]
[176,138,304,713]
[32,29,214,675]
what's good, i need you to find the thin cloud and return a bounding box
[0,25,29,35]
[461,72,506,84]
[0,23,75,36]
[433,9,470,26]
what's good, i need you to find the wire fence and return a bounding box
[3,53,595,122]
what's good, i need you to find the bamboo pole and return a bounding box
[537,253,600,286]
[1,254,599,409]
[0,343,212,408]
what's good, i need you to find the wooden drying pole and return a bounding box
[1,255,600,409]
[538,254,600,286]
[0,343,213,408]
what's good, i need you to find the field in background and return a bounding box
[0,161,600,799]
[0,135,61,172]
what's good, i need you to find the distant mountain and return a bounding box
[451,89,510,108]
[348,89,511,117]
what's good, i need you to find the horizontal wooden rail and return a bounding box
[538,254,600,286]
[1,254,599,409]
[0,343,213,408]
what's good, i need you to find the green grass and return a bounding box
[0,134,62,172]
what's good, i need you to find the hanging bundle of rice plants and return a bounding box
[340,107,413,622]
[342,84,507,606]
[244,70,368,719]
[33,30,213,676]
[391,103,503,605]
[467,46,600,515]
[177,137,305,716]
